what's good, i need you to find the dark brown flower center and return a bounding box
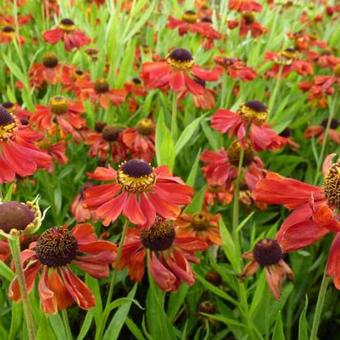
[2,26,15,33]
[275,48,298,65]
[95,79,109,93]
[36,227,78,267]
[59,18,76,32]
[321,118,339,130]
[198,301,216,314]
[42,52,59,68]
[201,16,212,23]
[166,48,194,70]
[1,102,15,111]
[141,218,176,251]
[117,160,155,193]
[0,106,16,141]
[132,77,142,85]
[0,106,15,126]
[253,239,282,266]
[95,121,107,133]
[205,271,222,286]
[324,161,340,210]
[227,141,254,167]
[49,96,68,115]
[0,202,35,233]
[243,12,255,24]
[102,125,120,141]
[192,213,210,231]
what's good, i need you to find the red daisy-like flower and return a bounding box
[80,78,126,109]
[30,96,86,141]
[84,123,127,163]
[61,68,92,96]
[240,238,294,299]
[124,78,147,113]
[29,52,67,89]
[304,118,340,145]
[0,106,52,183]
[0,26,25,44]
[253,155,340,253]
[211,100,286,151]
[84,159,193,226]
[141,48,220,95]
[9,224,116,314]
[43,18,91,51]
[214,56,257,82]
[119,218,208,291]
[265,49,313,78]
[121,118,155,162]
[228,13,267,38]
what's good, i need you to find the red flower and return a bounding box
[211,101,286,151]
[240,239,294,299]
[61,68,92,96]
[121,118,155,162]
[238,13,267,38]
[0,26,25,44]
[84,124,127,163]
[9,224,116,314]
[80,79,126,109]
[265,49,313,78]
[141,48,220,95]
[0,106,52,183]
[29,53,67,89]
[43,18,91,51]
[200,149,237,185]
[176,209,221,245]
[228,0,262,12]
[119,218,207,291]
[84,159,193,226]
[124,78,147,113]
[204,183,234,206]
[304,119,340,144]
[214,56,257,82]
[253,155,340,253]
[38,139,68,168]
[30,96,86,141]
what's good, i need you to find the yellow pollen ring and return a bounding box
[59,23,76,33]
[49,96,68,115]
[166,56,194,71]
[324,161,340,210]
[182,12,198,24]
[117,170,156,193]
[0,121,16,142]
[274,50,298,65]
[238,104,268,125]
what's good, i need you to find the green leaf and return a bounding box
[167,283,189,322]
[273,312,285,340]
[155,110,175,170]
[8,302,23,340]
[186,149,201,186]
[201,120,220,150]
[175,116,203,156]
[37,314,57,340]
[298,296,309,340]
[49,314,67,340]
[85,275,102,328]
[76,310,94,340]
[0,260,14,281]
[103,283,138,340]
[184,185,206,214]
[125,317,145,340]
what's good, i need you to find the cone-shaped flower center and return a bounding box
[253,239,282,266]
[49,96,68,115]
[321,118,339,129]
[201,16,212,23]
[42,52,59,68]
[132,77,142,85]
[36,227,78,267]
[324,161,340,210]
[95,121,106,133]
[136,118,154,135]
[182,10,197,23]
[239,100,268,125]
[275,48,298,65]
[192,213,211,231]
[141,218,176,251]
[117,160,156,192]
[0,201,35,233]
[102,125,120,141]
[243,12,255,24]
[1,102,15,112]
[95,79,109,93]
[59,18,76,32]
[198,300,216,314]
[2,26,15,33]
[227,141,254,166]
[0,106,16,141]
[166,48,194,70]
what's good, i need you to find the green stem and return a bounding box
[9,234,35,340]
[268,65,283,119]
[232,146,244,241]
[95,221,129,340]
[310,271,330,340]
[171,94,178,139]
[61,309,73,340]
[313,95,337,185]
